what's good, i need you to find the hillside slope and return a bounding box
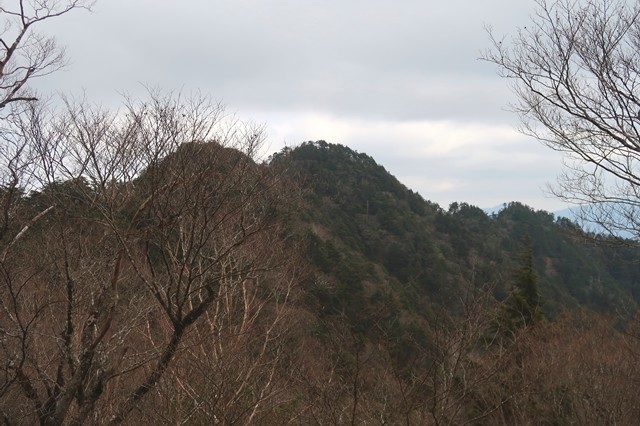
[275,141,640,321]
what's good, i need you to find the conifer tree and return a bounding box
[498,239,542,334]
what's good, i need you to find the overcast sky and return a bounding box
[34,0,569,211]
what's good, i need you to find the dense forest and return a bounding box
[4,134,640,424]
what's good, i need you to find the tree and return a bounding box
[0,3,303,423]
[0,0,93,246]
[0,90,299,424]
[500,241,541,333]
[484,0,640,241]
[0,0,93,110]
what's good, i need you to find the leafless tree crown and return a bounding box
[0,0,94,109]
[484,0,640,240]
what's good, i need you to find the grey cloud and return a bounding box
[36,0,536,121]
[30,0,567,211]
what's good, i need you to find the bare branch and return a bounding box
[483,0,640,242]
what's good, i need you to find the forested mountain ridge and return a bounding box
[258,140,640,423]
[5,135,640,424]
[276,140,640,321]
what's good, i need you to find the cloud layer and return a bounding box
[32,0,568,210]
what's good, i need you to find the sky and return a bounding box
[32,0,569,212]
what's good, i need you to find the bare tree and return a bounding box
[0,0,93,245]
[0,3,303,423]
[483,0,640,240]
[0,0,93,109]
[0,89,299,424]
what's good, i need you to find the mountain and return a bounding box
[487,203,637,239]
[264,141,640,423]
[277,141,640,319]
[7,139,640,424]
[486,203,578,219]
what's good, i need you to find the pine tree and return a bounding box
[498,239,542,334]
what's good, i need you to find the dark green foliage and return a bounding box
[515,244,541,324]
[277,141,453,296]
[277,142,640,336]
[498,240,542,333]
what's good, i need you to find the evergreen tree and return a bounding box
[499,239,542,333]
